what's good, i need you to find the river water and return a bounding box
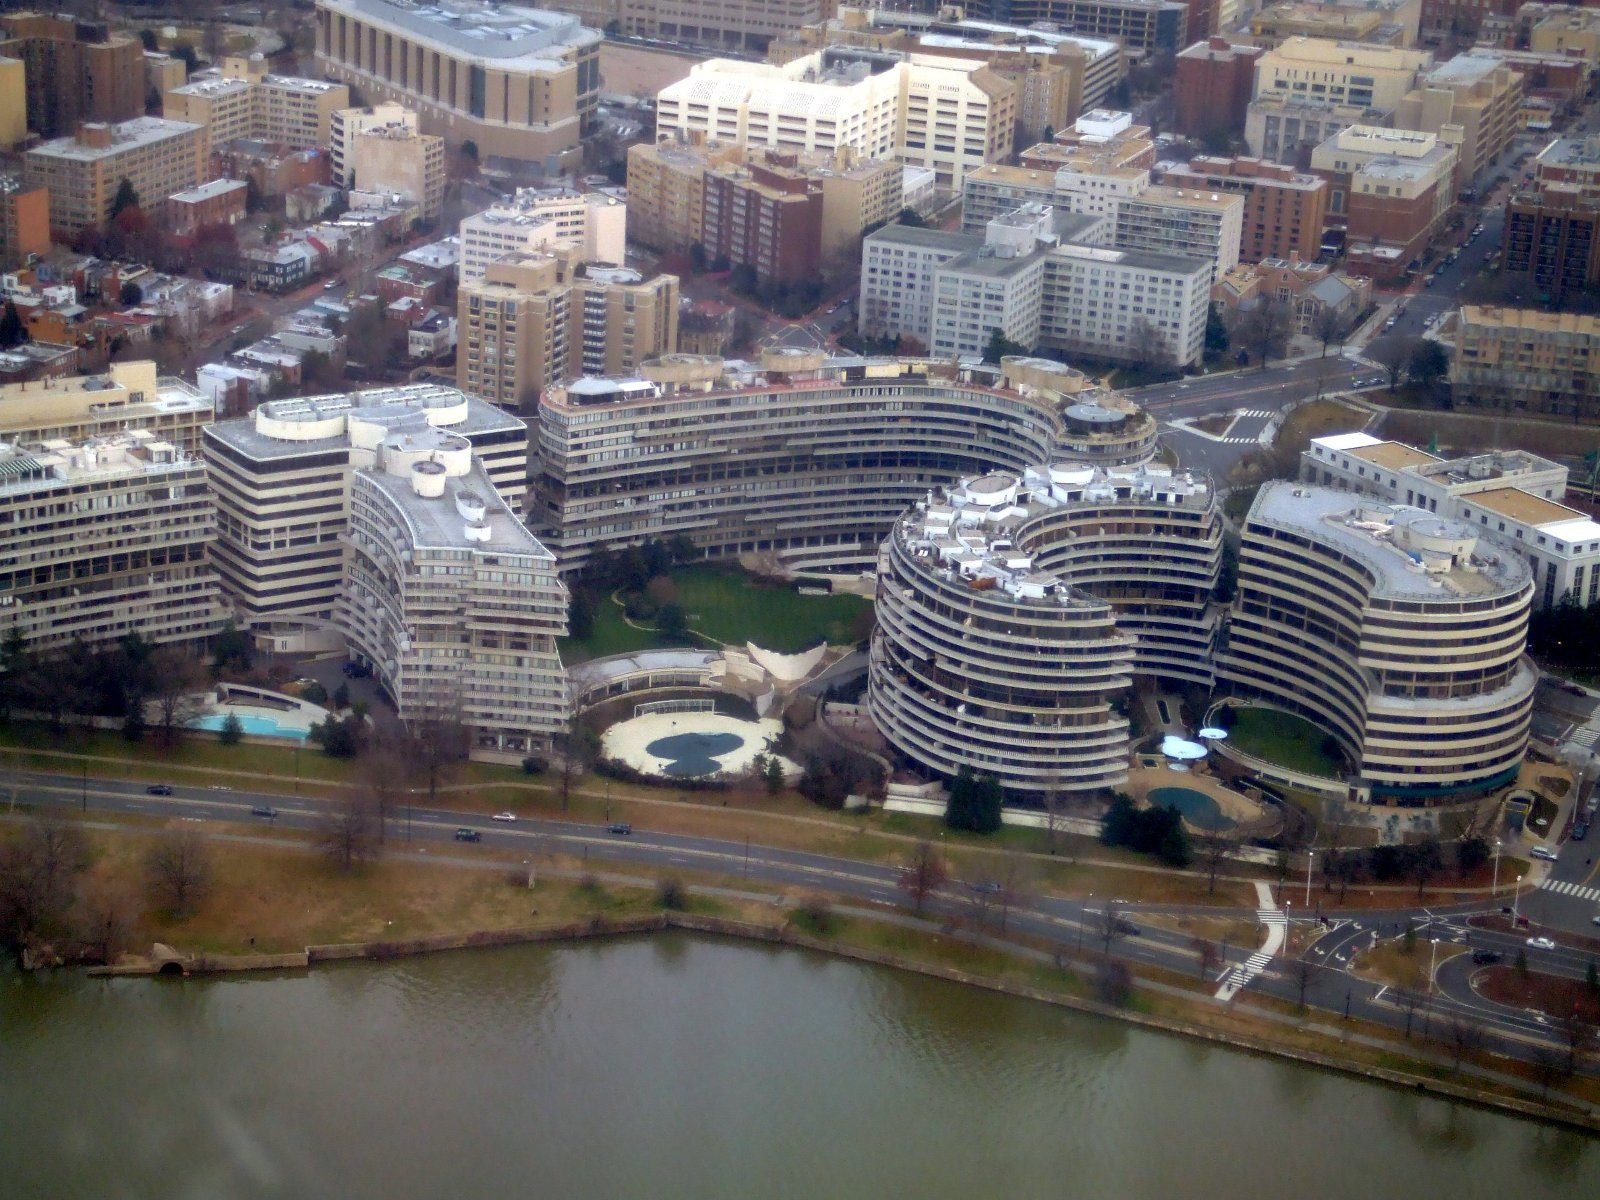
[2,934,1594,1199]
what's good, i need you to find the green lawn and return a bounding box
[561,565,872,662]
[1225,707,1342,778]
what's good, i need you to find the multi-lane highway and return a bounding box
[7,764,1597,1075]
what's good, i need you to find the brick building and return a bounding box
[0,176,50,270]
[1311,125,1457,280]
[166,179,248,240]
[1158,156,1329,263]
[1174,38,1265,142]
[0,14,143,140]
[1502,184,1600,305]
[701,155,825,285]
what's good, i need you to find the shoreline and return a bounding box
[87,909,1600,1137]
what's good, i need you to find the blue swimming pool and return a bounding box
[645,731,746,777]
[1148,786,1235,832]
[188,712,311,741]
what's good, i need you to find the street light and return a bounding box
[1077,892,1093,954]
[1305,849,1315,908]
[1492,837,1502,896]
[1512,873,1524,927]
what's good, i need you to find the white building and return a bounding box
[329,102,417,187]
[458,189,627,282]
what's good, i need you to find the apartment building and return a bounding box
[340,431,567,757]
[313,0,603,168]
[0,361,211,455]
[977,0,1190,54]
[24,119,208,236]
[1525,3,1600,68]
[165,179,248,239]
[1018,109,1156,177]
[1310,125,1457,280]
[1534,134,1600,197]
[0,14,143,140]
[860,224,985,346]
[456,251,679,412]
[1502,185,1600,305]
[1394,52,1522,188]
[1158,157,1329,263]
[0,56,24,152]
[870,460,1220,794]
[655,49,1016,189]
[1219,481,1534,803]
[1452,305,1600,423]
[350,122,446,222]
[771,7,1126,136]
[201,384,527,639]
[1303,432,1600,610]
[1248,0,1424,47]
[535,351,1141,572]
[1174,37,1265,142]
[165,56,349,151]
[0,176,50,270]
[0,431,225,653]
[330,104,415,187]
[459,190,626,282]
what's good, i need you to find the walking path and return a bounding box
[1216,881,1285,1002]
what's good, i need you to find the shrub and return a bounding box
[303,681,328,705]
[657,878,687,910]
[521,755,547,776]
[218,712,244,746]
[791,896,837,936]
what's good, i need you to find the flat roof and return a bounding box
[317,0,601,68]
[361,458,549,557]
[1347,441,1442,472]
[1050,241,1211,276]
[867,224,984,252]
[28,118,203,162]
[1469,486,1584,527]
[169,178,247,204]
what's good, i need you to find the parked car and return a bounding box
[1526,936,1557,950]
[250,805,277,818]
[491,811,517,823]
[145,784,173,795]
[1531,846,1559,861]
[607,822,633,835]
[1471,950,1502,965]
[454,828,481,842]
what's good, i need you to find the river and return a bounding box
[1,934,1594,1199]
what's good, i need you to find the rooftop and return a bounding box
[362,453,549,557]
[1424,52,1509,87]
[1459,305,1600,336]
[316,0,601,67]
[28,118,203,162]
[1469,486,1588,529]
[169,178,248,204]
[1345,440,1441,472]
[1049,241,1211,276]
[0,432,196,496]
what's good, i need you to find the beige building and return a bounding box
[552,0,828,53]
[1452,305,1600,422]
[655,49,1017,188]
[1249,0,1423,47]
[626,139,742,255]
[0,13,144,141]
[164,57,349,150]
[0,57,25,151]
[1254,37,1432,111]
[23,117,209,235]
[0,430,225,653]
[457,250,679,412]
[350,122,446,221]
[1526,4,1600,69]
[459,189,627,282]
[0,361,212,455]
[145,51,187,96]
[314,0,603,169]
[1395,52,1522,188]
[329,103,416,186]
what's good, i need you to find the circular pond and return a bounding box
[644,731,747,778]
[1148,786,1236,832]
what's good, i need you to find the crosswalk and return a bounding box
[1571,725,1600,748]
[1235,409,1274,419]
[1217,908,1287,997]
[1537,877,1600,904]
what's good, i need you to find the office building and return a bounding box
[350,122,446,222]
[971,0,1190,54]
[869,463,1220,795]
[1244,94,1391,166]
[340,429,567,757]
[1304,432,1600,610]
[1158,157,1329,264]
[202,384,527,639]
[1395,52,1522,188]
[457,251,679,412]
[1533,134,1600,197]
[1219,481,1534,803]
[459,189,626,283]
[1452,305,1600,423]
[1502,185,1600,305]
[1174,37,1265,142]
[0,14,143,140]
[553,0,828,54]
[313,0,603,169]
[535,351,1151,572]
[0,56,23,151]
[655,48,1016,189]
[1248,0,1424,47]
[1310,125,1457,280]
[0,431,225,653]
[23,118,209,236]
[1524,4,1600,69]
[1245,37,1432,162]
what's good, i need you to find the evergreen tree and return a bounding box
[110,179,140,220]
[0,300,25,348]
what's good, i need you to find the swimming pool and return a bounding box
[188,712,312,741]
[1148,786,1235,832]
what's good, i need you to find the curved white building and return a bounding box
[1220,482,1535,803]
[869,461,1219,794]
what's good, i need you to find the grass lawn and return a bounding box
[1226,707,1342,778]
[561,565,871,661]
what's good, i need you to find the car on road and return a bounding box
[1530,846,1559,861]
[491,811,517,823]
[250,805,277,819]
[607,822,633,835]
[1573,820,1588,841]
[454,828,481,842]
[1383,317,1397,330]
[1526,936,1557,950]
[1471,950,1502,965]
[146,784,173,795]
[1114,918,1142,937]
[968,880,1001,894]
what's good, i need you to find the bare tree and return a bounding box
[1040,774,1069,856]
[1562,1013,1596,1076]
[1443,1012,1486,1070]
[993,847,1028,933]
[144,829,214,918]
[1395,987,1426,1039]
[1097,900,1130,956]
[76,879,140,965]
[0,814,90,951]
[1193,936,1220,982]
[1312,306,1349,358]
[147,644,207,747]
[1288,952,1319,1009]
[363,730,412,843]
[897,840,947,915]
[320,794,381,871]
[1197,832,1230,896]
[408,693,469,809]
[1530,1043,1565,1097]
[1369,336,1416,392]
[1233,298,1293,369]
[1095,957,1134,1006]
[1125,316,1177,377]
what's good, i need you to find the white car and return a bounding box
[1530,846,1558,861]
[491,811,517,823]
[1526,936,1557,950]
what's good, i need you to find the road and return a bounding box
[7,764,1597,1074]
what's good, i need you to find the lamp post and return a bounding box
[1511,873,1524,927]
[1306,849,1315,908]
[1492,837,1502,896]
[1077,892,1092,954]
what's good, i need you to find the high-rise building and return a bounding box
[968,0,1190,54]
[1158,156,1330,264]
[349,122,446,221]
[1248,0,1424,48]
[1245,37,1433,162]
[0,14,143,140]
[340,431,567,757]
[164,56,349,150]
[0,431,225,653]
[23,118,209,236]
[1174,38,1265,142]
[1395,52,1522,189]
[551,0,829,54]
[459,190,626,282]
[0,175,50,270]
[313,0,603,169]
[0,56,25,151]
[1502,184,1600,305]
[329,103,416,187]
[457,250,679,412]
[1451,305,1600,423]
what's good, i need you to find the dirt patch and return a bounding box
[1192,413,1234,435]
[1475,965,1600,1022]
[1351,938,1466,991]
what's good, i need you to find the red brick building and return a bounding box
[1174,38,1264,143]
[700,153,824,286]
[1159,156,1329,264]
[166,179,248,240]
